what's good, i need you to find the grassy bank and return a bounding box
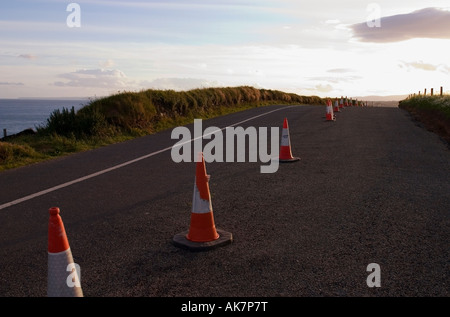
[399,94,450,145]
[0,86,323,171]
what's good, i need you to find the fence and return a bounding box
[409,86,445,99]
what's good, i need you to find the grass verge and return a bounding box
[398,95,450,146]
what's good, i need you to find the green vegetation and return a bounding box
[0,86,324,171]
[399,94,450,119]
[399,94,450,144]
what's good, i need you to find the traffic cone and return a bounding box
[173,153,232,251]
[339,97,344,109]
[279,118,300,162]
[326,99,336,121]
[333,98,340,112]
[48,207,83,297]
[345,97,349,107]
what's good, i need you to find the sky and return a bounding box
[1,0,450,100]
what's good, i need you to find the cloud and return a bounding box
[308,84,333,93]
[440,65,450,74]
[324,19,340,25]
[0,82,24,86]
[327,68,355,74]
[54,69,134,88]
[53,71,223,92]
[351,7,450,43]
[309,74,362,84]
[401,61,437,71]
[140,78,223,91]
[400,61,450,74]
[18,54,37,60]
[99,59,115,68]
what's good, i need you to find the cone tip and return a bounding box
[196,151,205,162]
[49,207,60,216]
[48,207,70,253]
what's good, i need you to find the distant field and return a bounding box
[371,100,400,108]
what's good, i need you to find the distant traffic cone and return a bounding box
[173,153,232,251]
[325,99,336,121]
[279,118,300,162]
[345,97,349,107]
[339,97,344,109]
[48,207,83,297]
[333,98,340,112]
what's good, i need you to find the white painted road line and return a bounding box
[0,106,293,210]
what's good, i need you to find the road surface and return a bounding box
[0,104,449,299]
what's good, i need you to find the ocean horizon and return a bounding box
[0,98,90,137]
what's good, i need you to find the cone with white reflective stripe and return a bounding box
[339,97,344,109]
[48,207,83,297]
[173,153,232,251]
[326,99,336,121]
[333,98,340,113]
[279,118,300,163]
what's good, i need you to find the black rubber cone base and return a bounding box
[173,229,233,251]
[279,157,301,163]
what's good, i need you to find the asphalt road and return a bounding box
[0,104,449,299]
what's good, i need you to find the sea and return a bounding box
[0,98,90,137]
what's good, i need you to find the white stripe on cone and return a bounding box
[326,101,334,120]
[327,103,333,114]
[281,128,290,146]
[192,177,212,214]
[48,248,83,297]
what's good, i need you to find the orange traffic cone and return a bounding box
[333,98,340,113]
[339,97,344,109]
[326,99,336,121]
[279,118,300,163]
[48,207,83,297]
[173,153,232,251]
[345,97,349,107]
